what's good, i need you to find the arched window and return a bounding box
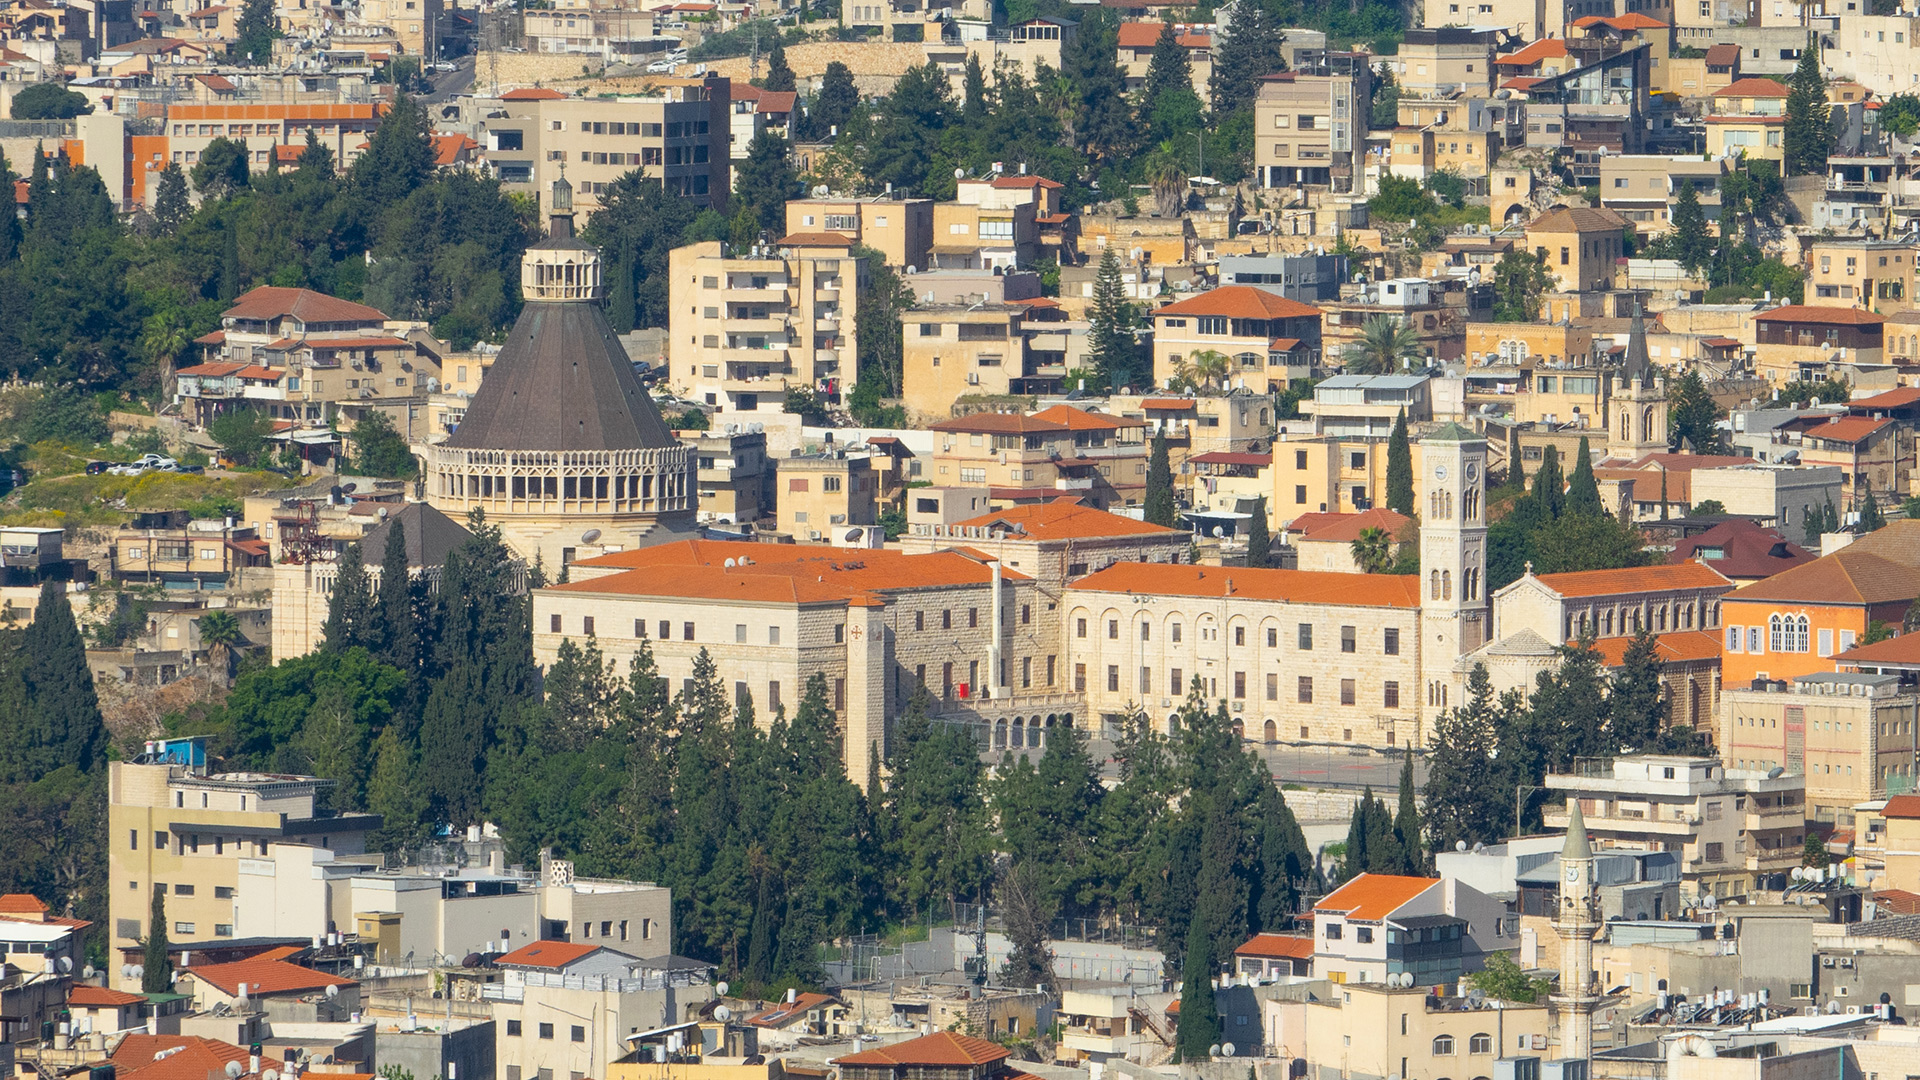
[1794,614,1810,653]
[1434,1035,1456,1055]
[1643,405,1658,443]
[1469,1034,1493,1055]
[1431,570,1441,599]
[1442,570,1452,600]
[1770,614,1785,653]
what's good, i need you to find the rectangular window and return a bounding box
[768,681,781,710]
[1074,662,1085,692]
[1140,666,1151,693]
[550,613,562,632]
[1171,668,1184,695]
[540,1023,555,1040]
[1298,624,1313,649]
[736,624,747,642]
[1108,619,1118,639]
[1385,627,1400,655]
[509,1021,523,1037]
[1298,676,1313,703]
[1727,625,1743,652]
[1341,626,1356,653]
[174,922,195,935]
[582,616,594,636]
[684,622,695,641]
[1341,679,1356,706]
[1384,681,1400,708]
[174,884,195,896]
[1107,665,1120,692]
[1234,671,1247,699]
[1325,922,1342,940]
[659,620,671,639]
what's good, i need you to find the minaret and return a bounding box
[1551,800,1600,1063]
[1417,422,1489,728]
[1608,305,1668,460]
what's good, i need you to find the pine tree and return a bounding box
[350,92,435,211]
[1532,444,1565,520]
[377,521,419,690]
[1174,905,1222,1061]
[1668,181,1712,275]
[1393,752,1422,875]
[296,128,335,176]
[961,53,989,125]
[1087,249,1138,391]
[232,0,276,64]
[152,163,191,234]
[809,61,860,140]
[1783,33,1833,177]
[1386,408,1414,516]
[1142,19,1194,108]
[1667,369,1724,454]
[1565,437,1602,518]
[1145,433,1177,527]
[1209,0,1284,117]
[143,887,170,992]
[763,38,796,93]
[1863,489,1888,532]
[1424,664,1506,849]
[1067,12,1138,166]
[1243,496,1272,568]
[1609,627,1669,751]
[13,580,106,783]
[1532,639,1613,771]
[1252,784,1310,930]
[322,544,375,652]
[366,724,428,856]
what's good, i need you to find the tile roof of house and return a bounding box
[0,894,48,915]
[1500,76,1545,90]
[1588,630,1723,666]
[1154,285,1323,320]
[1728,547,1920,606]
[1574,11,1668,27]
[836,1032,1011,1067]
[1834,630,1920,667]
[501,87,567,100]
[1714,77,1788,98]
[1616,451,1756,472]
[1703,43,1740,65]
[222,286,387,325]
[951,498,1177,540]
[1494,39,1570,65]
[556,542,1021,607]
[1116,20,1209,47]
[1528,206,1629,233]
[114,1036,253,1080]
[1794,416,1892,445]
[71,985,148,1007]
[1234,932,1314,960]
[495,941,611,969]
[1031,403,1145,430]
[1189,451,1271,467]
[1314,873,1438,921]
[1533,560,1732,598]
[1595,466,1691,504]
[929,412,1068,434]
[1285,507,1412,544]
[777,231,855,247]
[1755,304,1888,325]
[1882,794,1920,818]
[990,175,1066,190]
[1070,563,1423,608]
[748,992,841,1027]
[431,133,478,165]
[1669,519,1813,579]
[184,957,356,996]
[1141,397,1197,410]
[1873,889,1920,914]
[1850,387,1920,411]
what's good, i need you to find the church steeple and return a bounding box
[1551,798,1601,1063]
[1609,302,1668,459]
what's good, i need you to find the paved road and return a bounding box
[421,59,475,103]
[1254,744,1430,792]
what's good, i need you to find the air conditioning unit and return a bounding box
[1231,702,1245,712]
[1161,698,1173,707]
[1839,958,1854,968]
[350,360,364,370]
[1822,957,1836,967]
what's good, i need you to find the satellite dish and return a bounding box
[1209,1046,1221,1058]
[58,956,72,972]
[131,965,144,981]
[226,1063,245,1079]
[714,1006,733,1022]
[845,529,864,542]
[1455,840,1468,852]
[83,966,95,979]
[1768,766,1785,779]
[724,558,737,568]
[1702,894,1717,909]
[954,167,966,179]
[325,985,339,998]
[581,528,602,543]
[1222,1044,1236,1057]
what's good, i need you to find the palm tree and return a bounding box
[197,610,245,687]
[141,311,191,400]
[1183,349,1231,391]
[1347,314,1422,375]
[1147,149,1188,218]
[1350,526,1394,574]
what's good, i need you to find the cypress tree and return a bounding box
[1087,250,1137,391]
[322,543,375,652]
[1862,489,1887,532]
[763,38,796,93]
[152,163,191,235]
[17,579,105,782]
[1783,33,1833,177]
[1668,181,1711,275]
[377,521,419,685]
[143,888,170,992]
[1806,499,1826,547]
[1252,784,1310,929]
[1342,789,1372,881]
[1609,627,1669,751]
[1174,906,1222,1061]
[961,53,989,125]
[1565,437,1602,518]
[1142,18,1194,108]
[1244,496,1272,568]
[1532,444,1565,520]
[1386,408,1414,516]
[1145,433,1177,527]
[1394,752,1422,875]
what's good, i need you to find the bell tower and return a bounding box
[1418,422,1489,723]
[1609,305,1669,460]
[1551,800,1601,1063]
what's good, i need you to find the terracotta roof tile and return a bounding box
[1070,563,1422,608]
[501,87,567,100]
[1587,630,1722,666]
[556,541,1020,606]
[1142,398,1197,410]
[1495,38,1570,65]
[836,1032,1011,1067]
[1714,77,1788,98]
[1031,404,1145,430]
[495,940,605,968]
[777,231,855,247]
[990,175,1065,190]
[1792,416,1892,445]
[748,992,841,1027]
[0,894,48,914]
[1285,507,1412,545]
[115,1035,253,1080]
[1728,547,1920,607]
[1668,519,1812,579]
[1835,630,1920,667]
[222,286,387,325]
[1154,286,1323,321]
[1235,933,1314,960]
[185,957,355,997]
[951,498,1178,540]
[1533,561,1731,598]
[1755,304,1887,325]
[1189,450,1271,466]
[928,413,1067,434]
[71,985,147,1007]
[1704,43,1740,65]
[1882,794,1920,818]
[1850,387,1920,411]
[1528,206,1630,233]
[1872,889,1920,914]
[1314,873,1438,921]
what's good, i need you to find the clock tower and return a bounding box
[1417,423,1489,721]
[1551,800,1601,1063]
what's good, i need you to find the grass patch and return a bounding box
[1,468,295,529]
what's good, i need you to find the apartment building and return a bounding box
[1525,206,1630,293]
[107,738,381,990]
[1598,155,1725,234]
[668,235,864,413]
[1309,873,1510,986]
[784,195,934,270]
[489,943,712,1080]
[775,450,879,541]
[110,513,271,589]
[1293,980,1551,1080]
[1252,67,1369,192]
[1705,78,1788,163]
[477,79,731,211]
[897,496,1186,591]
[684,427,771,526]
[1750,305,1886,387]
[1302,374,1431,438]
[162,103,382,173]
[1804,239,1920,315]
[1541,756,1805,900]
[927,175,1074,271]
[1270,435,1426,517]
[357,0,441,59]
[1720,525,1920,693]
[534,541,1063,786]
[1721,671,1920,823]
[1322,280,1466,366]
[926,405,1149,510]
[1116,20,1211,98]
[1395,27,1500,95]
[902,302,1066,421]
[1150,286,1325,392]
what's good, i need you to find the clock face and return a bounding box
[1566,865,1582,883]
[1434,463,1449,481]
[1466,464,1479,482]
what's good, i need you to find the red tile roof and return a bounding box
[431,133,478,165]
[1873,889,1920,914]
[1588,630,1722,666]
[1532,561,1731,598]
[1704,43,1741,65]
[267,335,413,351]
[929,412,1067,434]
[1500,76,1545,90]
[71,985,147,1007]
[1141,397,1197,410]
[1669,519,1813,579]
[1835,630,1920,667]
[1285,507,1412,545]
[1796,416,1892,445]
[1714,77,1788,98]
[222,286,387,325]
[1235,933,1314,960]
[495,940,601,968]
[115,1036,253,1080]
[0,894,48,914]
[748,992,841,1027]
[185,957,356,997]
[1851,387,1920,411]
[1729,547,1920,607]
[1117,21,1209,47]
[1574,11,1668,27]
[1882,794,1920,819]
[990,175,1065,190]
[836,1032,1011,1067]
[1189,450,1271,467]
[1314,873,1438,921]
[1755,304,1887,326]
[501,87,567,100]
[1071,563,1422,608]
[777,232,856,247]
[556,541,1021,606]
[1495,38,1570,65]
[950,497,1178,540]
[1032,404,1145,430]
[1155,285,1323,321]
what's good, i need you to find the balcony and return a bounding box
[722,286,789,304]
[1542,809,1697,836]
[1060,1030,1133,1056]
[815,314,842,331]
[717,347,790,365]
[1056,476,1096,491]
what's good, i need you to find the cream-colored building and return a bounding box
[927,405,1149,511]
[1270,435,1424,518]
[902,302,1064,422]
[1150,285,1324,393]
[1598,155,1725,235]
[475,80,732,211]
[533,541,1062,785]
[1525,206,1631,294]
[1704,78,1788,164]
[1116,20,1211,99]
[897,496,1186,591]
[1492,561,1733,646]
[686,428,770,526]
[357,0,441,58]
[107,741,381,990]
[1395,27,1498,96]
[784,195,934,270]
[1832,14,1920,100]
[1805,239,1920,314]
[1720,671,1920,823]
[668,235,862,414]
[1291,980,1551,1079]
[775,451,879,541]
[1253,68,1370,193]
[489,943,712,1080]
[1541,755,1805,901]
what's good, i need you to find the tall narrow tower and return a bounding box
[1551,800,1601,1063]
[1608,305,1669,460]
[1418,422,1490,722]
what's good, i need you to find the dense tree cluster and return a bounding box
[1486,439,1650,590]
